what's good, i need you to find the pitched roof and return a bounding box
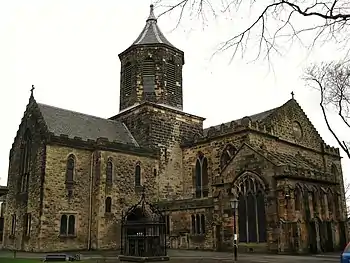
[37,103,139,146]
[132,5,175,47]
[203,104,280,136]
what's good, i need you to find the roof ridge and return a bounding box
[37,103,120,124]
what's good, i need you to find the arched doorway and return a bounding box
[233,172,267,243]
[120,190,168,260]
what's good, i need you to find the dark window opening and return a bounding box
[60,214,76,236]
[165,215,170,235]
[236,174,266,243]
[24,213,31,237]
[11,214,16,236]
[106,159,113,186]
[192,214,205,234]
[19,129,32,193]
[194,154,209,198]
[105,197,112,213]
[135,163,141,186]
[295,187,301,211]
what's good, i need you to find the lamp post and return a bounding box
[230,196,239,262]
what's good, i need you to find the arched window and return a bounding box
[311,191,317,215]
[106,159,113,186]
[105,197,112,213]
[191,215,195,234]
[220,144,236,170]
[60,215,67,235]
[20,129,32,192]
[235,173,266,243]
[135,163,141,186]
[142,58,155,93]
[66,155,75,182]
[327,191,334,215]
[294,186,301,211]
[194,153,209,198]
[68,215,75,235]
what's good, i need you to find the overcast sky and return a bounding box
[0,0,348,186]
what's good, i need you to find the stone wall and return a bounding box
[39,144,158,252]
[113,103,204,200]
[3,99,47,252]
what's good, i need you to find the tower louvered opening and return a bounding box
[124,63,132,98]
[166,61,182,107]
[143,59,155,93]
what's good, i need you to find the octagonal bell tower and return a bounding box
[118,5,185,112]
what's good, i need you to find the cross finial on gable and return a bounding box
[291,91,294,99]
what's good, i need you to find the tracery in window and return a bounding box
[234,172,266,243]
[194,153,209,198]
[220,144,236,170]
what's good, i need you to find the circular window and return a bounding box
[292,121,303,139]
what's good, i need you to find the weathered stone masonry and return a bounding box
[2,5,348,254]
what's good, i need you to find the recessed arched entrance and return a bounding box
[120,190,169,261]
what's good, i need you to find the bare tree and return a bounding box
[156,0,350,61]
[303,60,350,158]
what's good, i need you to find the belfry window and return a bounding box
[235,173,266,243]
[220,144,236,170]
[142,58,155,93]
[124,62,132,97]
[194,153,209,198]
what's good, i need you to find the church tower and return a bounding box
[118,5,184,111]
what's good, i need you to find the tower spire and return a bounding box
[147,4,157,22]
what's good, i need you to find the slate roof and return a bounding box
[37,103,139,146]
[132,5,175,47]
[203,105,280,136]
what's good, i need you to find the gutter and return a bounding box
[87,150,95,250]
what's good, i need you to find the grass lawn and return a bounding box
[1,259,93,263]
[1,259,42,263]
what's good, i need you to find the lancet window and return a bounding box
[194,153,209,198]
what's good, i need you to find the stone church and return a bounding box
[2,5,348,254]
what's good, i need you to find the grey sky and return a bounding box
[0,0,348,186]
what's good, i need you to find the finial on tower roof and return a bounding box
[30,85,35,97]
[291,91,295,99]
[147,4,157,22]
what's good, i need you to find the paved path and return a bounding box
[0,249,342,262]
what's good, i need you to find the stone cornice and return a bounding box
[47,134,159,159]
